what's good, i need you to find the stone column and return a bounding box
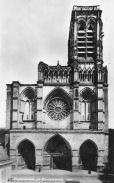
[72,149,79,171]
[103,86,108,132]
[10,149,16,169]
[35,149,43,171]
[97,149,105,171]
[12,82,20,129]
[36,82,43,128]
[97,83,104,130]
[103,134,109,169]
[6,85,12,129]
[73,84,79,129]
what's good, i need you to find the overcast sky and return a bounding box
[0,0,114,128]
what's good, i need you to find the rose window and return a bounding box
[46,97,70,121]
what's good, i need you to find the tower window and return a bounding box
[78,20,86,31]
[88,24,93,31]
[87,20,95,32]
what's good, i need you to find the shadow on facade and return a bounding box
[43,134,72,171]
[79,139,98,171]
[18,140,35,170]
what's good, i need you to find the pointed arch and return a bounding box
[21,87,36,101]
[64,69,68,77]
[48,70,53,82]
[43,134,72,153]
[43,87,73,121]
[43,134,72,171]
[54,70,58,78]
[44,87,73,110]
[78,19,86,31]
[59,69,63,78]
[80,87,96,101]
[87,18,96,31]
[79,139,98,171]
[17,139,35,170]
[80,87,97,123]
[79,68,83,81]
[20,87,37,121]
[44,69,48,79]
[88,69,92,81]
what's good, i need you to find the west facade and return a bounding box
[6,6,108,172]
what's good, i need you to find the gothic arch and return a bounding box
[17,139,36,170]
[88,69,92,81]
[79,87,97,124]
[43,134,72,153]
[79,139,98,171]
[43,87,73,121]
[64,69,68,77]
[54,70,58,78]
[20,87,37,121]
[80,87,96,101]
[21,87,36,101]
[78,19,86,31]
[87,18,96,31]
[16,138,36,150]
[43,134,72,171]
[44,69,48,78]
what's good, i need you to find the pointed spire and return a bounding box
[57,60,59,66]
[57,60,61,70]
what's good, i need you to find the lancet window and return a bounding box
[19,87,36,122]
[80,88,96,122]
[77,18,96,59]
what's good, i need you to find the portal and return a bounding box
[80,140,98,171]
[44,134,72,171]
[18,140,35,170]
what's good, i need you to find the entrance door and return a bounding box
[18,140,35,170]
[44,134,72,171]
[80,140,98,171]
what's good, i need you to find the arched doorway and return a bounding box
[43,134,72,171]
[17,140,35,170]
[80,140,98,171]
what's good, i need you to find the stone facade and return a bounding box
[6,5,108,172]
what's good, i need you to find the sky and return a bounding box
[0,0,114,128]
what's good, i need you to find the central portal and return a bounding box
[44,134,72,171]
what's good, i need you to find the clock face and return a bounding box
[46,97,70,121]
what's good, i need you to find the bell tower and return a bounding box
[68,6,108,132]
[68,5,103,66]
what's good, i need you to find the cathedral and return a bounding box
[6,5,108,172]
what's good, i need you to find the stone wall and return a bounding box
[9,129,108,171]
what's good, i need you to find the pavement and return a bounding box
[6,169,114,183]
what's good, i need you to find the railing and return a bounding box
[44,76,70,84]
[73,5,100,11]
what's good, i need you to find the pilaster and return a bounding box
[35,149,43,171]
[36,82,43,128]
[72,149,79,171]
[73,68,80,129]
[6,85,12,129]
[10,149,16,168]
[97,83,104,130]
[12,82,20,129]
[103,85,108,132]
[97,149,105,171]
